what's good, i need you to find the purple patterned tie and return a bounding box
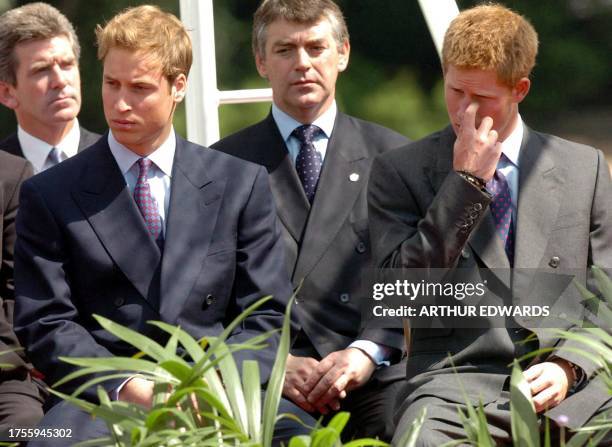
[293,124,323,203]
[487,169,514,264]
[134,158,162,240]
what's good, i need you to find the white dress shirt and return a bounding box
[17,119,81,173]
[271,101,336,165]
[107,128,175,237]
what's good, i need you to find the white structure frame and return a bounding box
[179,0,459,146]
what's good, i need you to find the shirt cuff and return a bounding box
[348,340,393,366]
[111,376,135,400]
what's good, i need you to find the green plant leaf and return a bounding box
[262,297,294,447]
[510,360,539,447]
[243,360,262,442]
[326,411,350,435]
[289,435,312,447]
[394,406,426,447]
[215,340,248,433]
[593,266,612,308]
[148,320,206,362]
[93,314,169,362]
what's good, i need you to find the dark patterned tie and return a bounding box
[487,169,514,264]
[47,147,62,167]
[293,124,323,203]
[134,158,162,240]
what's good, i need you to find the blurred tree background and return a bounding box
[0,0,610,160]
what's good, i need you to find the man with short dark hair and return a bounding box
[213,0,409,440]
[0,2,98,170]
[367,4,612,445]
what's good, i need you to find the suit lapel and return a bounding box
[260,115,310,247]
[72,138,161,301]
[293,113,369,282]
[0,133,25,158]
[77,127,101,152]
[512,128,561,300]
[159,138,224,322]
[514,128,560,268]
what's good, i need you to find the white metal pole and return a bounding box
[179,0,220,146]
[417,0,460,58]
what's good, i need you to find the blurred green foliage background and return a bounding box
[0,0,610,154]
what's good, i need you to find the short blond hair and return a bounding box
[442,3,538,87]
[95,5,192,82]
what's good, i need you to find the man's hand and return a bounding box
[303,348,376,412]
[453,102,502,182]
[524,360,574,413]
[118,376,154,408]
[283,354,321,413]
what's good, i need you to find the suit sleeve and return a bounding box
[368,153,491,269]
[14,180,120,401]
[0,160,33,368]
[227,166,293,383]
[554,149,612,379]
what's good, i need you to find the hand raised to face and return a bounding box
[452,102,503,182]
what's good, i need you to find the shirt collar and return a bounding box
[108,127,175,177]
[17,118,80,172]
[271,101,337,143]
[500,114,524,167]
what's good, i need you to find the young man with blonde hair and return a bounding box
[213,0,409,440]
[367,4,611,445]
[0,2,98,171]
[14,5,311,444]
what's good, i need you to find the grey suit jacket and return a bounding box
[0,126,100,161]
[368,125,612,426]
[213,112,409,371]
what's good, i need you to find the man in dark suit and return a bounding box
[213,0,409,440]
[367,4,612,445]
[0,3,98,172]
[14,5,311,445]
[0,152,45,435]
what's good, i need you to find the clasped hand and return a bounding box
[283,348,376,414]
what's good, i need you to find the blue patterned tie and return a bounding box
[134,158,162,240]
[487,169,514,264]
[293,124,323,203]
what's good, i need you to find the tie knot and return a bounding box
[48,147,62,165]
[137,158,153,176]
[292,124,321,144]
[486,169,509,197]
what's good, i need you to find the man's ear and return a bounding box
[337,39,350,72]
[171,74,187,103]
[0,81,19,110]
[513,77,531,104]
[255,52,268,79]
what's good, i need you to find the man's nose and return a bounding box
[49,64,68,89]
[294,48,312,71]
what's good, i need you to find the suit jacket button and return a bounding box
[356,241,367,254]
[340,293,350,303]
[205,294,214,305]
[473,203,483,211]
[114,297,125,307]
[548,257,560,268]
[461,249,470,259]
